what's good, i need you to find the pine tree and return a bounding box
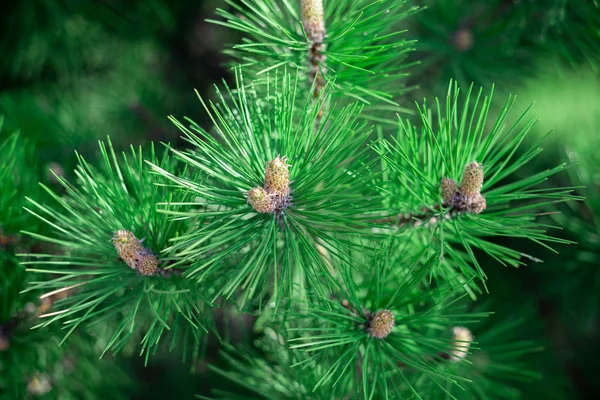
[2,0,599,399]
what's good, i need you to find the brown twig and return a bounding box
[0,230,18,247]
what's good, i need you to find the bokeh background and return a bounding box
[1,0,599,398]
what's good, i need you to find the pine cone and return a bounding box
[440,177,458,205]
[135,251,159,276]
[449,326,473,362]
[113,230,158,276]
[459,162,484,198]
[248,187,275,213]
[469,194,487,214]
[264,156,291,197]
[369,309,395,339]
[112,230,144,270]
[301,0,325,43]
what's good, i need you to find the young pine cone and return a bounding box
[264,156,291,197]
[301,0,325,43]
[247,156,292,213]
[247,187,275,214]
[459,162,484,198]
[449,326,473,362]
[440,177,458,206]
[368,310,395,339]
[112,230,158,276]
[440,161,486,214]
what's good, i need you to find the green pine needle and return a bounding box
[374,81,578,287]
[284,241,491,399]
[209,0,418,115]
[20,138,213,361]
[149,69,384,309]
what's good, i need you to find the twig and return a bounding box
[0,230,18,247]
[373,205,458,228]
[301,0,326,120]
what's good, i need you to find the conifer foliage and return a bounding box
[2,0,597,398]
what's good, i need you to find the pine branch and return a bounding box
[251,241,490,399]
[408,310,544,399]
[209,0,418,119]
[20,139,215,361]
[1,128,131,398]
[374,81,579,287]
[149,69,385,309]
[0,259,131,399]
